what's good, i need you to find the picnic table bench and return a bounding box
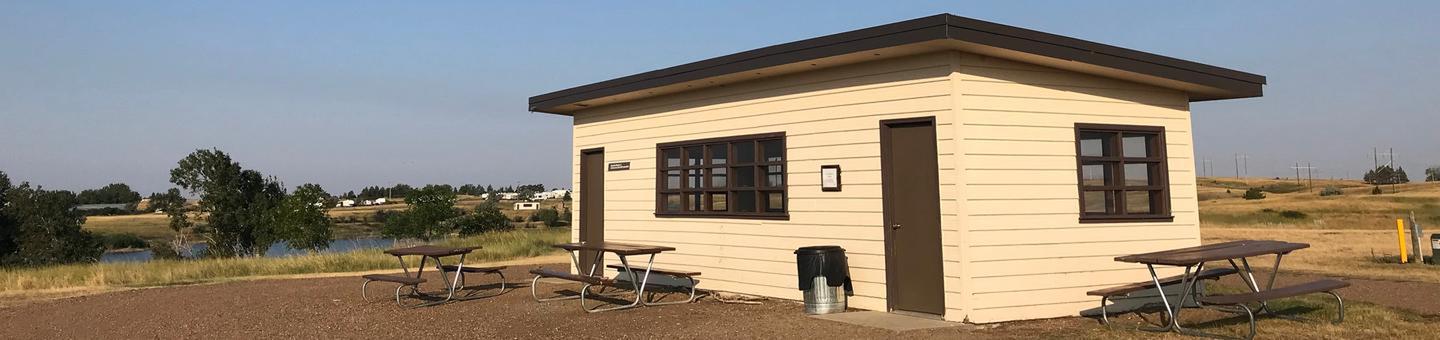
[1087,267,1238,325]
[529,241,685,312]
[607,264,701,305]
[1105,240,1348,339]
[361,245,508,306]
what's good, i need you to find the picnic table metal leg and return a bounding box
[443,254,465,302]
[581,253,653,313]
[1141,264,1178,332]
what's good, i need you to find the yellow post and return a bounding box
[1397,218,1408,264]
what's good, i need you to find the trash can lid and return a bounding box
[795,245,845,254]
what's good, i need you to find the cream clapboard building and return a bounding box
[528,14,1264,323]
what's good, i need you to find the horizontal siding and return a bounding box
[569,52,960,315]
[953,52,1201,322]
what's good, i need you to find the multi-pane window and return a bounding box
[657,132,786,218]
[1075,124,1172,222]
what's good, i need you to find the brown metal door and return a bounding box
[579,148,605,274]
[880,117,946,316]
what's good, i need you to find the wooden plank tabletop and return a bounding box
[1115,240,1309,266]
[552,242,676,256]
[384,245,478,257]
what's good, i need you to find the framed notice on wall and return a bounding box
[821,165,841,192]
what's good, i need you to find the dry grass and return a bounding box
[1197,177,1440,230]
[1202,228,1440,284]
[0,228,569,293]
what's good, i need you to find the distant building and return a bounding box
[361,199,375,206]
[531,189,571,200]
[337,199,356,208]
[374,197,388,205]
[514,202,539,210]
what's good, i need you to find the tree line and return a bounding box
[341,183,552,201]
[0,171,106,266]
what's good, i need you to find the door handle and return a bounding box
[890,223,902,230]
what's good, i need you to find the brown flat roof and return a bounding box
[530,14,1266,115]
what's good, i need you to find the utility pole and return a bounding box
[1307,162,1316,192]
[1234,154,1241,179]
[1242,153,1250,177]
[1291,163,1317,192]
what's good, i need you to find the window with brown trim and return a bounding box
[656,132,786,219]
[1075,124,1172,222]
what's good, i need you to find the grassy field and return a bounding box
[85,197,570,242]
[1196,177,1440,284]
[0,228,569,294]
[1198,177,1440,230]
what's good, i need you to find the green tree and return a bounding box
[382,185,458,241]
[170,149,286,257]
[1363,165,1408,184]
[1427,166,1440,182]
[147,188,194,257]
[276,184,334,253]
[0,172,16,261]
[76,183,142,204]
[532,207,562,227]
[1,183,103,265]
[474,202,513,233]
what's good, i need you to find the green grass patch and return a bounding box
[1201,209,1312,226]
[0,228,569,293]
[1256,182,1307,194]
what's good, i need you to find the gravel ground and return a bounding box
[0,264,1086,339]
[1218,270,1440,316]
[4,263,1433,339]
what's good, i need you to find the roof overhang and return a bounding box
[529,14,1266,115]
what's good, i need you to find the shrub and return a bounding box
[1278,210,1307,219]
[147,241,186,260]
[1242,188,1266,200]
[512,215,525,222]
[533,208,561,227]
[1319,186,1343,196]
[1371,186,1383,195]
[457,202,513,235]
[98,233,149,250]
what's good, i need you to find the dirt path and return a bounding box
[0,263,1092,339]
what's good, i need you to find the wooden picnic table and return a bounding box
[530,241,677,312]
[1112,240,1328,338]
[383,245,479,305]
[1115,240,1308,266]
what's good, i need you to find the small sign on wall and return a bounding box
[821,165,841,191]
[608,162,631,171]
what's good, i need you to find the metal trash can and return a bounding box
[795,245,852,314]
[1430,234,1440,265]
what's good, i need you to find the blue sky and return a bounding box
[2,1,1437,195]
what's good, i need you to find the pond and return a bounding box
[100,238,397,263]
